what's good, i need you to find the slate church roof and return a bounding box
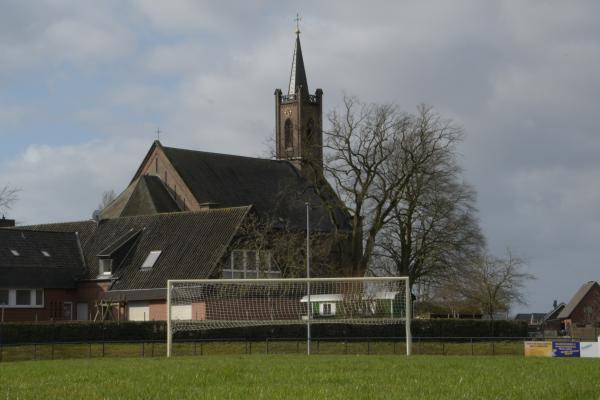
[100,174,180,219]
[288,31,309,97]
[160,145,339,231]
[101,140,347,232]
[0,229,85,288]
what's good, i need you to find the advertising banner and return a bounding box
[580,342,599,358]
[552,341,580,357]
[524,341,552,357]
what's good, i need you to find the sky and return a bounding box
[1,0,599,314]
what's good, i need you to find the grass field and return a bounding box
[1,355,599,399]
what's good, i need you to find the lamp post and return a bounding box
[306,202,311,355]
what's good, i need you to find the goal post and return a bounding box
[166,276,411,357]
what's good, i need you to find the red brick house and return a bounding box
[0,229,85,322]
[558,281,600,334]
[18,207,254,322]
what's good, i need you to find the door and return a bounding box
[63,302,73,320]
[77,302,89,320]
[171,305,192,320]
[128,302,150,321]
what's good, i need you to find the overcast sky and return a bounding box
[1,0,599,314]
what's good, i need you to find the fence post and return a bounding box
[471,338,474,356]
[88,342,92,358]
[102,341,105,358]
[194,342,197,356]
[200,342,203,356]
[266,338,269,354]
[393,340,396,355]
[151,342,155,358]
[51,343,54,360]
[296,341,300,354]
[367,340,371,355]
[317,340,320,354]
[441,342,445,355]
[345,341,349,355]
[141,342,145,358]
[33,343,36,360]
[492,342,495,356]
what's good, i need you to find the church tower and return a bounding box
[274,24,323,176]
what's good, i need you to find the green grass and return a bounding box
[1,355,599,399]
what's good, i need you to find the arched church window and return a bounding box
[284,119,293,149]
[306,119,315,143]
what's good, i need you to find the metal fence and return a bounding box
[0,336,567,363]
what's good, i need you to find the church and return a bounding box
[0,30,351,322]
[99,28,333,229]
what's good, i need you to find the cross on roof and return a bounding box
[156,128,161,141]
[294,13,301,35]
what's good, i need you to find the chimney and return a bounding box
[198,202,221,211]
[0,216,16,228]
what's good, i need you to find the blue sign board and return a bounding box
[552,341,580,357]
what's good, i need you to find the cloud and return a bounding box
[0,104,32,131]
[0,0,133,75]
[0,138,149,225]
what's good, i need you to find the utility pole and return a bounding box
[306,202,311,355]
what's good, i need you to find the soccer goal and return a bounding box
[166,277,412,356]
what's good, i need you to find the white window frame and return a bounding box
[0,288,44,308]
[98,258,113,276]
[141,250,162,269]
[222,249,282,279]
[320,302,336,316]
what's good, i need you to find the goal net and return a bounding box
[167,277,411,356]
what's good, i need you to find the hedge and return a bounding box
[0,319,527,344]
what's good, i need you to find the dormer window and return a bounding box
[99,258,113,276]
[95,228,141,278]
[141,250,162,270]
[10,249,19,256]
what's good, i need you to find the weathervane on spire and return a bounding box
[294,13,301,35]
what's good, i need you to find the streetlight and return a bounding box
[306,202,311,355]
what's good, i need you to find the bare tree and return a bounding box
[372,105,485,288]
[98,190,116,211]
[0,185,20,215]
[223,212,336,278]
[317,98,464,277]
[446,250,534,319]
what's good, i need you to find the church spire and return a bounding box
[288,16,309,98]
[275,16,323,177]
